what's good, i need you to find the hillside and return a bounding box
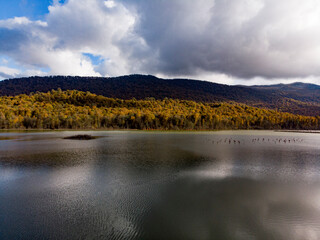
[0,75,272,102]
[249,82,320,103]
[1,89,319,130]
[1,75,320,116]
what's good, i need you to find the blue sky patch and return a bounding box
[82,53,104,66]
[0,0,66,20]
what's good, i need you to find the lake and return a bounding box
[1,130,320,240]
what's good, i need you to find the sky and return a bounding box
[0,0,320,85]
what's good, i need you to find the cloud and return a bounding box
[0,1,135,77]
[0,64,47,80]
[45,0,139,76]
[126,0,320,79]
[0,65,21,79]
[1,0,320,83]
[0,16,94,76]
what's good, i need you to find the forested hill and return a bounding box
[1,89,319,130]
[1,75,320,116]
[249,82,320,102]
[0,75,271,102]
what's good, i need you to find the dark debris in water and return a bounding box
[63,134,99,140]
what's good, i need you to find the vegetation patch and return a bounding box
[0,89,319,130]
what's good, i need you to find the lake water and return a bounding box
[1,130,320,240]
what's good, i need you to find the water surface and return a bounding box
[0,131,320,239]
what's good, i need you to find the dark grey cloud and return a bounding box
[0,28,28,52]
[124,0,320,79]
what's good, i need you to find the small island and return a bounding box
[63,134,98,140]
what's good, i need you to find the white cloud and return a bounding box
[0,66,21,79]
[104,0,116,9]
[45,0,136,76]
[0,17,47,28]
[0,0,136,78]
[0,65,47,80]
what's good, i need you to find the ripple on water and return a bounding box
[1,131,320,239]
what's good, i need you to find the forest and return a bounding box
[0,89,320,130]
[2,75,320,116]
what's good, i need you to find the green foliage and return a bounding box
[0,90,319,130]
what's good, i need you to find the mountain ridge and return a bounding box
[1,74,320,116]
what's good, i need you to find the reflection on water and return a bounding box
[0,131,320,239]
[143,177,320,240]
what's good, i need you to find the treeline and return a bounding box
[0,75,270,104]
[0,89,319,130]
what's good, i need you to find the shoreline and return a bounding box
[1,128,319,133]
[275,130,320,134]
